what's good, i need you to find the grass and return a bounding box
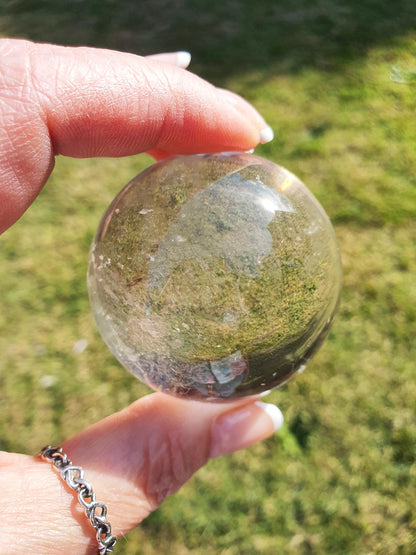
[1,1,416,553]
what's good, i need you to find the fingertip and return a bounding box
[217,88,273,147]
[146,50,191,69]
[254,401,284,431]
[210,401,283,459]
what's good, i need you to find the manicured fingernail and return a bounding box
[210,402,283,458]
[176,51,191,69]
[255,401,284,430]
[259,126,274,144]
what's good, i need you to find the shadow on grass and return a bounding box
[1,0,416,82]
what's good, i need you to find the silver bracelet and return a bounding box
[39,445,117,554]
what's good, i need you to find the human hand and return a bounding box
[0,39,282,554]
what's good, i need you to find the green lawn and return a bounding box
[1,1,415,553]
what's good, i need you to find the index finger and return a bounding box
[0,39,273,233]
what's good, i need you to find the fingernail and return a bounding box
[210,402,283,458]
[176,51,191,69]
[255,401,284,430]
[259,126,274,144]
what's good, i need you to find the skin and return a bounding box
[0,39,280,553]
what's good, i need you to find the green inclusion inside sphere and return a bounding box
[88,153,342,400]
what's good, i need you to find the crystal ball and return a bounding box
[88,153,342,400]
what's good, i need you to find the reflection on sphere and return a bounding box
[88,153,342,400]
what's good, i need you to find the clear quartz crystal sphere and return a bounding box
[88,153,342,400]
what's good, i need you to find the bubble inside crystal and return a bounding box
[88,153,342,400]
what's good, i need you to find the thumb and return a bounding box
[0,393,283,554]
